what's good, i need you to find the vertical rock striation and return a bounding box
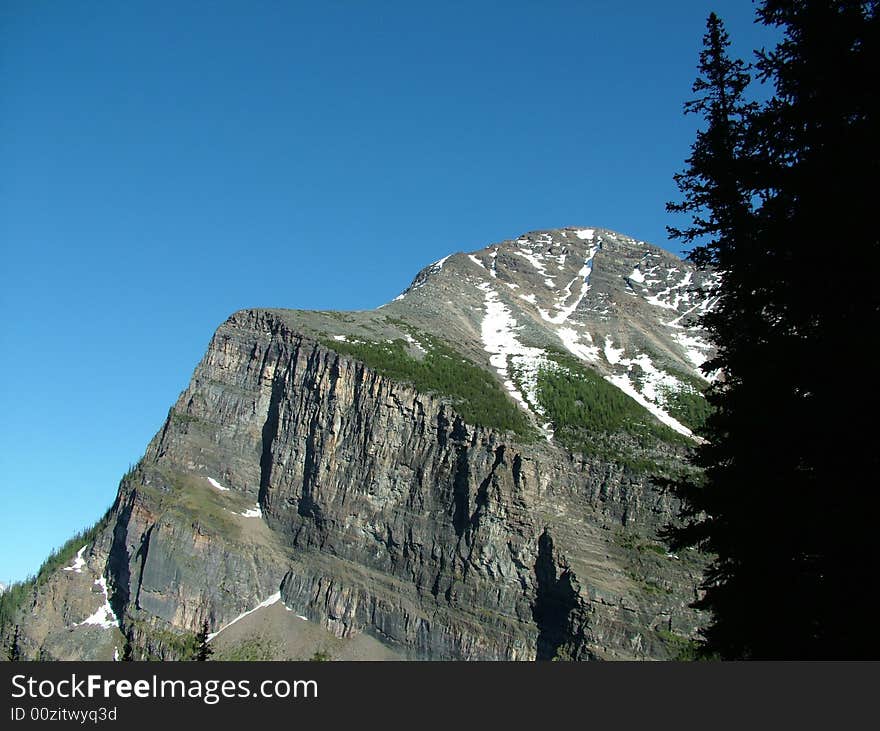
[10,228,712,660]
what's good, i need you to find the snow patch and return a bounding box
[476,283,553,436]
[208,592,282,641]
[78,576,120,630]
[403,333,427,354]
[477,284,540,410]
[64,545,88,573]
[239,505,262,518]
[431,254,452,271]
[557,327,600,362]
[599,341,703,439]
[207,477,229,492]
[575,229,595,240]
[605,374,694,438]
[599,328,712,436]
[538,245,598,325]
[644,271,694,311]
[603,336,625,365]
[672,331,713,372]
[512,249,551,279]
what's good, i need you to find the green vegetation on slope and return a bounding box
[534,350,691,472]
[537,350,688,441]
[321,329,533,437]
[653,370,712,433]
[664,387,711,432]
[215,635,284,661]
[656,629,703,661]
[129,619,199,661]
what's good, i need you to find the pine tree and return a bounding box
[665,2,880,659]
[666,12,756,262]
[121,636,133,661]
[664,11,766,660]
[7,626,21,662]
[195,619,213,661]
[746,0,880,658]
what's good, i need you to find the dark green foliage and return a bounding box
[7,626,21,662]
[536,351,687,442]
[659,382,712,433]
[0,584,32,644]
[614,528,697,562]
[533,350,691,472]
[656,630,705,661]
[666,12,756,261]
[195,620,213,661]
[665,2,880,659]
[322,331,533,437]
[35,522,107,584]
[130,621,199,661]
[121,637,134,661]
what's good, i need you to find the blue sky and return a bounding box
[0,1,776,582]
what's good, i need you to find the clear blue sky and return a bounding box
[0,1,776,583]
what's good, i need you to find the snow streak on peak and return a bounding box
[512,248,555,287]
[393,251,455,301]
[379,227,716,439]
[628,267,645,284]
[468,254,485,269]
[431,254,452,271]
[476,283,554,437]
[537,244,599,326]
[605,373,694,438]
[601,334,697,438]
[557,327,600,362]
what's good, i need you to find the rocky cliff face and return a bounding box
[7,227,715,661]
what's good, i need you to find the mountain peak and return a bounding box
[364,226,716,438]
[232,225,717,439]
[7,224,713,662]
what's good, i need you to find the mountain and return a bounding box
[2,227,718,661]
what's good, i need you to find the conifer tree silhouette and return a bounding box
[7,625,21,662]
[195,619,213,661]
[665,1,879,659]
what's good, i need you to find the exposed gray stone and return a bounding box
[13,227,713,660]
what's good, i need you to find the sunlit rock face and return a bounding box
[13,227,717,661]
